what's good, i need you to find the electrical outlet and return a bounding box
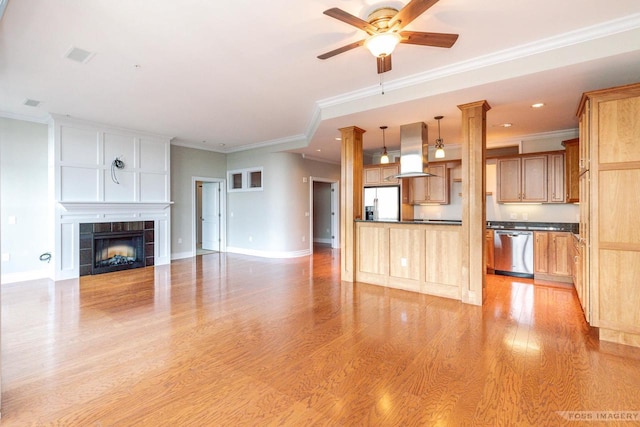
[1,253,9,262]
[8,216,16,225]
[522,213,528,220]
[401,257,407,267]
[510,213,518,220]
[177,238,182,244]
[302,177,308,183]
[302,235,306,242]
[305,212,309,217]
[249,236,253,242]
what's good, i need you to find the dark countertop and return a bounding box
[487,221,578,233]
[356,219,462,226]
[357,219,578,232]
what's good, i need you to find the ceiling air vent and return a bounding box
[23,98,41,107]
[64,46,95,64]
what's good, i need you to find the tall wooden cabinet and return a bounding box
[577,82,640,348]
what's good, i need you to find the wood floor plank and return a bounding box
[2,247,640,425]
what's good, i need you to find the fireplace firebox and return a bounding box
[93,230,145,274]
[79,221,155,276]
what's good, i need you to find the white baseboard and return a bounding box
[1,269,51,284]
[226,246,310,258]
[313,238,332,244]
[171,251,194,260]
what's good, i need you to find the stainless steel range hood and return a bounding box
[388,121,435,179]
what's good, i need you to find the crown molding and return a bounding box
[487,128,578,147]
[300,153,340,165]
[224,133,308,153]
[316,13,640,110]
[0,110,50,124]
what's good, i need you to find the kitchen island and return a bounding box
[356,220,462,300]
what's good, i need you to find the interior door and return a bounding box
[202,182,220,251]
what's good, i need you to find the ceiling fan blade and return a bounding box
[317,39,366,60]
[388,0,440,30]
[400,31,459,48]
[377,55,392,74]
[323,8,378,34]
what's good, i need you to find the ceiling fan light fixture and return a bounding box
[365,32,401,58]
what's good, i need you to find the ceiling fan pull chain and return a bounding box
[380,72,385,95]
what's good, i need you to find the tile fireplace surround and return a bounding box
[79,221,155,276]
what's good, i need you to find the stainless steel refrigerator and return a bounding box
[363,186,400,221]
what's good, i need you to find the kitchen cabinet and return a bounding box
[409,164,449,204]
[571,236,587,317]
[562,138,579,203]
[577,82,640,348]
[534,232,549,274]
[485,229,494,272]
[496,155,547,202]
[548,153,565,203]
[533,231,572,283]
[364,163,399,186]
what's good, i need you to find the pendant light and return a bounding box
[380,125,389,164]
[434,116,445,159]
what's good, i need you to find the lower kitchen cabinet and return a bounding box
[533,231,572,283]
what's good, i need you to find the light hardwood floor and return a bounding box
[2,246,640,425]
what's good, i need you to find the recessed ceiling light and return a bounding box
[500,123,513,128]
[64,46,95,64]
[316,149,322,152]
[23,98,41,107]
[335,137,341,141]
[219,143,226,147]
[531,103,545,108]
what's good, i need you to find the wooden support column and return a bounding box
[339,126,365,282]
[458,100,491,306]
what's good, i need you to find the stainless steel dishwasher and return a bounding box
[493,230,534,277]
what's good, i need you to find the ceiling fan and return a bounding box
[317,0,458,74]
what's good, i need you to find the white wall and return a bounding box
[226,147,339,257]
[170,145,226,258]
[0,118,50,283]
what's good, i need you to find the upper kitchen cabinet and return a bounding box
[409,164,449,204]
[562,138,579,203]
[364,163,399,186]
[548,152,566,203]
[577,82,640,348]
[496,155,547,203]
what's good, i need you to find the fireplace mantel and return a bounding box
[59,201,173,213]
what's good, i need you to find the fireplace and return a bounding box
[93,230,145,274]
[79,221,155,276]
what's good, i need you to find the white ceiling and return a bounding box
[1,0,639,163]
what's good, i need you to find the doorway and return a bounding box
[309,177,339,253]
[193,177,226,256]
